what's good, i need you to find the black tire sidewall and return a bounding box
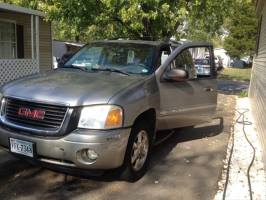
[121,121,153,182]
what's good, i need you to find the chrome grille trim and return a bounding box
[0,97,69,135]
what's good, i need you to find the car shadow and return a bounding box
[170,117,223,143]
[57,117,224,182]
[0,151,35,181]
[150,117,224,168]
[0,118,225,200]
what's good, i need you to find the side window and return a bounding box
[169,50,197,79]
[161,50,170,65]
[167,47,213,79]
[190,47,212,77]
[158,46,171,68]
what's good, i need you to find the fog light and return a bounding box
[87,149,98,160]
[81,149,98,162]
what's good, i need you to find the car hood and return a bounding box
[2,69,143,106]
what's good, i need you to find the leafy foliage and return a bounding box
[185,0,233,41]
[1,0,231,41]
[224,0,258,58]
[1,0,256,49]
[44,0,189,41]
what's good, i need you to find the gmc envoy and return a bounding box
[0,40,217,181]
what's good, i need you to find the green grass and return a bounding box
[219,68,252,81]
[238,90,249,98]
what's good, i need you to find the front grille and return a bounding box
[4,98,68,130]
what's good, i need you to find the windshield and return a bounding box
[64,42,155,75]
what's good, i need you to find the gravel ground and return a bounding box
[214,97,266,200]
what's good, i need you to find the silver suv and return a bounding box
[0,40,217,181]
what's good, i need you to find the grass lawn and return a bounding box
[218,67,252,81]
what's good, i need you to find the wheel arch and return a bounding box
[132,108,156,141]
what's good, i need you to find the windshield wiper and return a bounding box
[62,65,89,72]
[91,67,130,76]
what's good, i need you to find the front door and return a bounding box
[156,42,217,130]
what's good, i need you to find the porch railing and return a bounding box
[0,59,39,86]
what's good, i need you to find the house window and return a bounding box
[0,20,17,59]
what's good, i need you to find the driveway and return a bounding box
[0,94,236,200]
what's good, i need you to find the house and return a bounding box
[214,48,231,67]
[249,0,266,166]
[0,3,52,86]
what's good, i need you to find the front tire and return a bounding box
[120,121,152,182]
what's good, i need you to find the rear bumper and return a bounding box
[0,126,131,170]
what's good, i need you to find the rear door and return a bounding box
[155,42,217,130]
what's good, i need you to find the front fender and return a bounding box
[108,75,160,128]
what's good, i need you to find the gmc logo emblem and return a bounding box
[18,107,45,120]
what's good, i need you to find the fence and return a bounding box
[0,59,39,86]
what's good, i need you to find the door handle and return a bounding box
[204,87,214,92]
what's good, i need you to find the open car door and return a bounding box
[156,42,217,130]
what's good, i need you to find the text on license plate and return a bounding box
[10,138,34,158]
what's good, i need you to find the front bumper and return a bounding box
[0,126,131,170]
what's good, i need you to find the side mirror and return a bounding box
[163,68,188,82]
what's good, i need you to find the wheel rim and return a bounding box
[131,130,149,171]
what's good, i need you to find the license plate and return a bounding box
[9,138,34,158]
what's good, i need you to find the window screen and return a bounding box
[0,21,17,59]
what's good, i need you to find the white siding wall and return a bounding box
[39,19,52,71]
[249,3,266,166]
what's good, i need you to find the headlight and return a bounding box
[78,105,123,129]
